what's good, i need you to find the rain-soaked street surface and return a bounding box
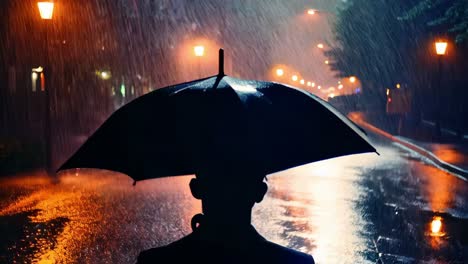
[1,133,468,264]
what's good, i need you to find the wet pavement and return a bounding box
[1,134,468,263]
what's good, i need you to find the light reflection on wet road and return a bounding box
[1,134,467,263]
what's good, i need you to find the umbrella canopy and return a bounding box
[59,54,376,182]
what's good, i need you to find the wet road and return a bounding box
[1,134,468,263]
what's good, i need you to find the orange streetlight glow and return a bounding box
[317,43,324,49]
[307,81,312,86]
[292,75,298,82]
[276,68,284,77]
[338,84,343,89]
[38,1,55,20]
[430,216,444,236]
[396,83,401,89]
[194,45,205,57]
[324,60,329,65]
[307,9,316,15]
[300,79,305,85]
[317,85,321,89]
[312,82,315,87]
[349,76,356,83]
[435,41,448,55]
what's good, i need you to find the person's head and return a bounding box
[189,166,267,224]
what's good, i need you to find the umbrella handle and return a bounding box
[218,49,224,76]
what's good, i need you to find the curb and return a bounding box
[349,114,468,182]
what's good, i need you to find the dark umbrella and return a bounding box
[58,50,377,182]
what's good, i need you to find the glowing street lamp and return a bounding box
[193,45,205,78]
[349,76,356,83]
[435,41,448,55]
[194,45,205,57]
[317,43,324,49]
[292,75,298,82]
[38,1,54,19]
[300,79,305,85]
[307,81,312,87]
[324,60,329,65]
[276,68,284,77]
[307,9,316,15]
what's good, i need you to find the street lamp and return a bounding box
[276,68,284,77]
[292,75,298,82]
[435,41,448,55]
[317,43,324,49]
[38,1,54,19]
[194,45,205,57]
[193,45,205,78]
[307,9,316,15]
[349,76,356,83]
[38,1,54,175]
[433,40,448,137]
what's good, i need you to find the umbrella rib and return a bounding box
[212,75,224,90]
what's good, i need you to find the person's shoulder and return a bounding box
[136,235,195,263]
[261,240,315,264]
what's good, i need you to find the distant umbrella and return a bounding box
[58,50,377,182]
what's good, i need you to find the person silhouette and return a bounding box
[136,165,315,264]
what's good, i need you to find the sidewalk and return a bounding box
[348,112,468,181]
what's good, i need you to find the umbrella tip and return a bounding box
[218,49,225,76]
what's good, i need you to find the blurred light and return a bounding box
[430,217,444,236]
[317,43,324,49]
[329,93,335,98]
[307,81,312,86]
[37,2,54,20]
[300,79,305,85]
[32,66,43,73]
[349,76,356,83]
[120,84,126,97]
[396,83,401,89]
[31,72,38,92]
[307,9,316,15]
[386,88,390,96]
[99,71,111,80]
[387,98,392,103]
[194,45,205,57]
[40,72,45,91]
[338,81,341,84]
[355,88,361,93]
[338,84,343,89]
[312,82,315,87]
[292,75,298,81]
[317,85,321,89]
[435,41,448,55]
[324,60,329,65]
[276,68,284,77]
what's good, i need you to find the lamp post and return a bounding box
[194,45,205,78]
[434,40,447,137]
[38,1,54,175]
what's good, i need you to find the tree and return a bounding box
[402,0,468,43]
